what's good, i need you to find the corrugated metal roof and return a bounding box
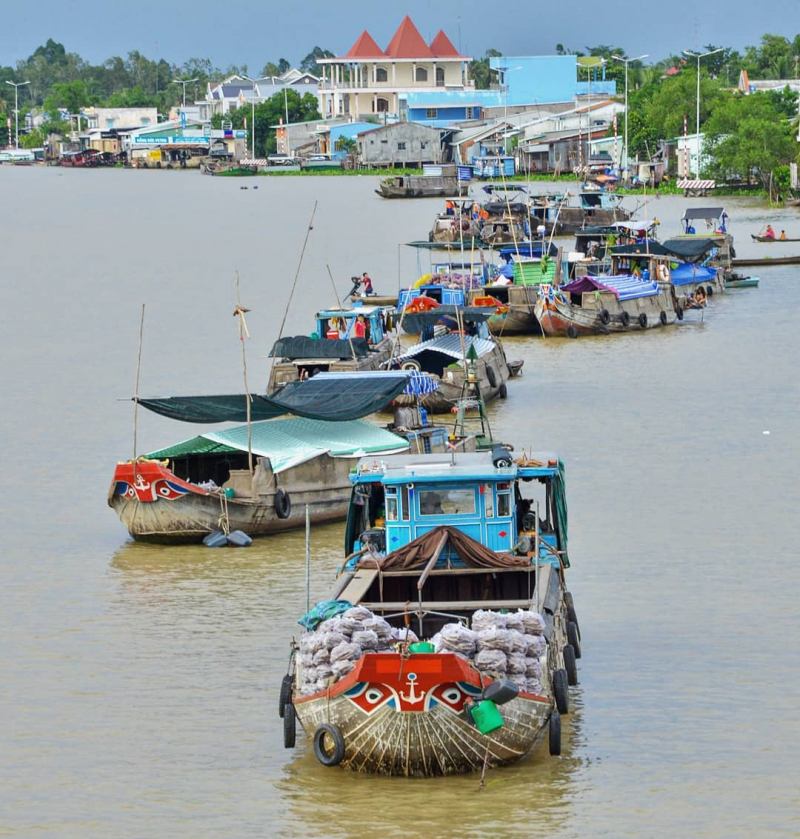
[395,334,497,362]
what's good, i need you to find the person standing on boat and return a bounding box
[361,272,374,295]
[445,199,455,216]
[353,313,367,340]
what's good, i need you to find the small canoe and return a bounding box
[751,234,800,242]
[725,276,760,289]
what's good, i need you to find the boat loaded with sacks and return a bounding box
[279,447,581,775]
[109,373,420,543]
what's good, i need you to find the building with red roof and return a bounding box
[317,16,472,120]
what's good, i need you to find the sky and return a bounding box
[1,0,799,70]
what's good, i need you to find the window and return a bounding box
[376,98,389,113]
[497,492,511,517]
[419,488,476,516]
[401,486,410,521]
[397,142,406,150]
[426,108,438,119]
[465,107,474,119]
[385,490,398,521]
[420,142,427,149]
[482,485,494,517]
[436,67,445,86]
[375,67,388,82]
[415,67,428,82]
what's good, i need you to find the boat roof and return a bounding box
[560,274,660,300]
[395,333,496,362]
[682,207,726,221]
[317,305,388,317]
[352,450,561,485]
[146,417,408,474]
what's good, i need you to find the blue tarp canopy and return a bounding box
[560,274,660,300]
[668,263,718,286]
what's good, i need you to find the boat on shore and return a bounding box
[281,447,580,776]
[376,165,461,199]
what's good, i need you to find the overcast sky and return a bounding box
[2,0,799,69]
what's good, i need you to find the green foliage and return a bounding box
[20,126,46,148]
[335,135,357,153]
[226,90,321,156]
[300,47,333,76]
[469,49,502,90]
[703,91,797,188]
[261,59,290,77]
[43,80,96,116]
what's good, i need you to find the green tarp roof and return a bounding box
[146,417,409,474]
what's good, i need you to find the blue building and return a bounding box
[405,55,616,126]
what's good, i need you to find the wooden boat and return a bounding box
[732,255,800,267]
[751,234,800,242]
[281,448,580,776]
[267,305,394,392]
[534,254,679,338]
[551,186,631,234]
[376,166,460,199]
[109,417,409,543]
[390,320,520,411]
[428,196,530,247]
[725,275,759,289]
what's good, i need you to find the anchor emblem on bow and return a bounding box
[399,673,424,705]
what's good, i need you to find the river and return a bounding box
[1,167,798,838]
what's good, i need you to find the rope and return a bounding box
[270,201,318,379]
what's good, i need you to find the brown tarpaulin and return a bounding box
[358,525,530,571]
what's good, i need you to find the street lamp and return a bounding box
[5,80,31,149]
[611,54,648,180]
[682,48,723,177]
[171,77,198,108]
[241,75,268,160]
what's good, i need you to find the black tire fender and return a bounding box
[706,285,714,297]
[498,382,508,399]
[275,489,292,520]
[553,668,569,714]
[486,365,498,388]
[564,644,578,686]
[283,703,296,748]
[278,674,292,718]
[549,708,562,756]
[565,592,580,640]
[599,308,611,325]
[676,304,684,321]
[313,723,346,766]
[567,621,582,659]
[566,324,578,339]
[659,310,668,326]
[619,310,630,328]
[638,312,648,328]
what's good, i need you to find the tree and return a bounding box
[703,91,797,191]
[300,47,333,76]
[43,80,96,116]
[469,48,502,90]
[261,58,291,77]
[335,135,357,154]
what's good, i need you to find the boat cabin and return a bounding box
[314,305,389,345]
[344,450,565,564]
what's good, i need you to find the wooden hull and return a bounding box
[751,235,800,242]
[554,206,631,234]
[109,454,356,543]
[534,288,677,337]
[725,277,759,288]
[268,340,393,391]
[293,652,552,776]
[732,255,800,267]
[481,286,542,335]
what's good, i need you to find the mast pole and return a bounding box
[132,303,146,478]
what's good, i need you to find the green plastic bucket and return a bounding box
[408,641,435,653]
[223,487,236,499]
[470,699,504,734]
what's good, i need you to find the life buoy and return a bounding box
[638,312,648,328]
[657,263,670,282]
[619,310,630,328]
[659,310,668,325]
[275,488,291,519]
[313,723,346,766]
[599,308,611,325]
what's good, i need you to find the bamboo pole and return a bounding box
[132,303,145,479]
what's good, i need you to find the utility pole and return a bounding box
[171,77,198,108]
[611,54,647,182]
[5,80,31,149]
[682,48,723,177]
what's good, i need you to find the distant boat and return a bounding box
[751,234,800,242]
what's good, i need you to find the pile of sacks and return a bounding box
[297,605,547,696]
[297,605,418,695]
[431,609,547,695]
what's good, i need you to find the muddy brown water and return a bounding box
[1,167,798,838]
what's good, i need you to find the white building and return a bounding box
[317,15,473,120]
